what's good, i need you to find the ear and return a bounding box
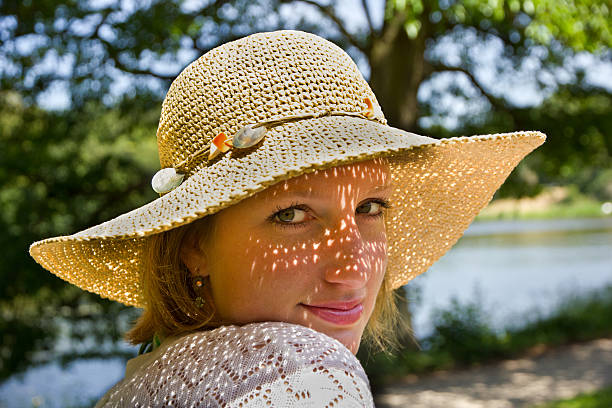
[180,234,209,278]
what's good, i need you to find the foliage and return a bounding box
[386,0,611,59]
[0,0,283,107]
[1,0,611,386]
[385,0,611,95]
[0,285,139,382]
[529,385,612,408]
[440,81,612,199]
[0,91,159,297]
[2,0,610,111]
[0,91,158,381]
[423,297,507,364]
[475,184,609,220]
[511,83,612,199]
[526,0,611,52]
[1,0,610,196]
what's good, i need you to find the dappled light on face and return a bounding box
[208,158,391,353]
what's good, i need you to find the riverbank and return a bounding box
[371,209,612,407]
[475,185,611,221]
[375,337,612,408]
[361,285,612,389]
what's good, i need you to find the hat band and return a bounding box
[151,97,383,194]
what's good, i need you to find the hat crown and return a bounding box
[156,30,386,171]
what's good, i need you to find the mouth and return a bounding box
[300,300,364,326]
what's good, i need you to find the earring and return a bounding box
[193,276,205,308]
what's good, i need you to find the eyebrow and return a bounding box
[282,185,392,199]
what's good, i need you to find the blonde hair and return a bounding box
[124,210,404,354]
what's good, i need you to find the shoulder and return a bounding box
[201,321,374,406]
[98,322,374,407]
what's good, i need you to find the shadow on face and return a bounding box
[183,157,392,353]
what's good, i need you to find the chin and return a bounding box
[322,327,363,355]
[291,310,365,354]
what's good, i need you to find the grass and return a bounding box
[360,284,612,390]
[475,185,611,221]
[528,386,612,408]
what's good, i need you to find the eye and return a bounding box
[276,205,308,223]
[267,202,309,230]
[357,200,383,215]
[266,198,392,230]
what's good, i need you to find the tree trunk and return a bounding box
[368,10,427,133]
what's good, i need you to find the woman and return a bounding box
[29,30,545,406]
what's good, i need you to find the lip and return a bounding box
[300,299,364,326]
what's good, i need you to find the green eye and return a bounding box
[276,207,307,223]
[268,199,392,230]
[357,201,380,214]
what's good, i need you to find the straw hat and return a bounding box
[29,30,545,308]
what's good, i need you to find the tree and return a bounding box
[274,0,611,131]
[1,0,610,379]
[0,90,160,380]
[0,0,290,107]
[3,1,609,125]
[455,78,612,199]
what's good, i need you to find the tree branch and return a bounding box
[88,0,235,80]
[190,36,207,55]
[84,7,114,40]
[185,0,234,19]
[113,58,177,80]
[94,35,176,80]
[278,0,368,54]
[360,0,375,35]
[427,62,509,111]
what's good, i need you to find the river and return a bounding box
[1,217,611,407]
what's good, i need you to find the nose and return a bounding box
[322,217,377,288]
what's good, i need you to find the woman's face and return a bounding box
[181,158,391,354]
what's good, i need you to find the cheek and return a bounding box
[366,258,386,303]
[363,236,388,313]
[362,227,388,278]
[208,217,388,325]
[209,242,316,322]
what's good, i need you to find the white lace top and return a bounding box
[95,321,374,407]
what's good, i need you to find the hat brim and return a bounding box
[29,116,545,307]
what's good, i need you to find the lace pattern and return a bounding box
[95,321,374,407]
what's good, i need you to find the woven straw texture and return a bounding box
[95,321,374,407]
[29,30,546,308]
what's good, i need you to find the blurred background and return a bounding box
[0,0,610,407]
